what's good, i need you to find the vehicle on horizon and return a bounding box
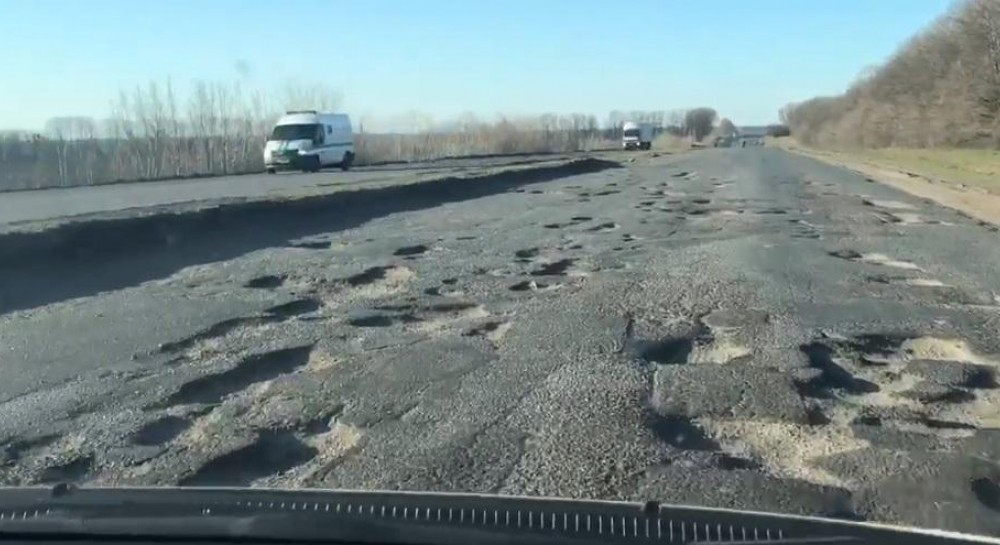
[622,121,654,151]
[264,111,355,174]
[714,135,734,148]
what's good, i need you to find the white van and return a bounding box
[264,111,355,173]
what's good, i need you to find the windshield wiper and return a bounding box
[0,485,990,545]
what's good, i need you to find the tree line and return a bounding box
[0,78,723,191]
[781,0,1000,148]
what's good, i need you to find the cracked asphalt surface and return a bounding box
[3,148,1000,536]
[0,154,571,228]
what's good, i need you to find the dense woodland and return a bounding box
[782,0,1000,148]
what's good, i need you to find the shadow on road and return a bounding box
[0,158,619,314]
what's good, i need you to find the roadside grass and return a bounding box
[652,133,689,152]
[769,137,1000,192]
[771,136,1000,227]
[854,148,1000,190]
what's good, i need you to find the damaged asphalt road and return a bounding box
[3,148,1000,536]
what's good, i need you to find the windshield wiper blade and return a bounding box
[0,485,991,545]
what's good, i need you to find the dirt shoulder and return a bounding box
[774,139,1000,228]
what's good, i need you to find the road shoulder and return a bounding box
[779,143,1000,228]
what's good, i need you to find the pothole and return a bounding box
[179,431,318,487]
[514,248,540,259]
[36,455,95,484]
[347,314,396,328]
[529,259,581,276]
[638,336,696,365]
[266,298,322,318]
[393,244,430,257]
[345,265,413,287]
[464,321,512,345]
[132,415,192,446]
[632,324,749,366]
[701,309,770,330]
[859,253,922,271]
[245,275,286,289]
[862,198,914,210]
[830,250,922,271]
[648,414,719,451]
[289,240,331,250]
[342,265,415,297]
[509,280,560,292]
[160,345,314,407]
[963,366,999,389]
[971,477,1000,512]
[589,222,620,232]
[797,342,880,397]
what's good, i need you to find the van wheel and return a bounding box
[340,151,355,171]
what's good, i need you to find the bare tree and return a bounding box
[717,118,737,137]
[281,82,342,112]
[684,108,717,141]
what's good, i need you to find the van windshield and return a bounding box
[623,128,640,137]
[268,124,320,141]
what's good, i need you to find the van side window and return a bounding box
[314,125,325,144]
[326,125,332,135]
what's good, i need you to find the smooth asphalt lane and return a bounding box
[3,148,1000,537]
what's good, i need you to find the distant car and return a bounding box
[713,136,733,148]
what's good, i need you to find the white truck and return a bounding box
[622,121,653,151]
[264,111,355,173]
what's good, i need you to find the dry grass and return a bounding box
[651,133,689,152]
[777,137,1000,227]
[854,148,1000,191]
[355,131,615,165]
[771,137,1000,191]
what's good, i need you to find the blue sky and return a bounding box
[0,0,954,130]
